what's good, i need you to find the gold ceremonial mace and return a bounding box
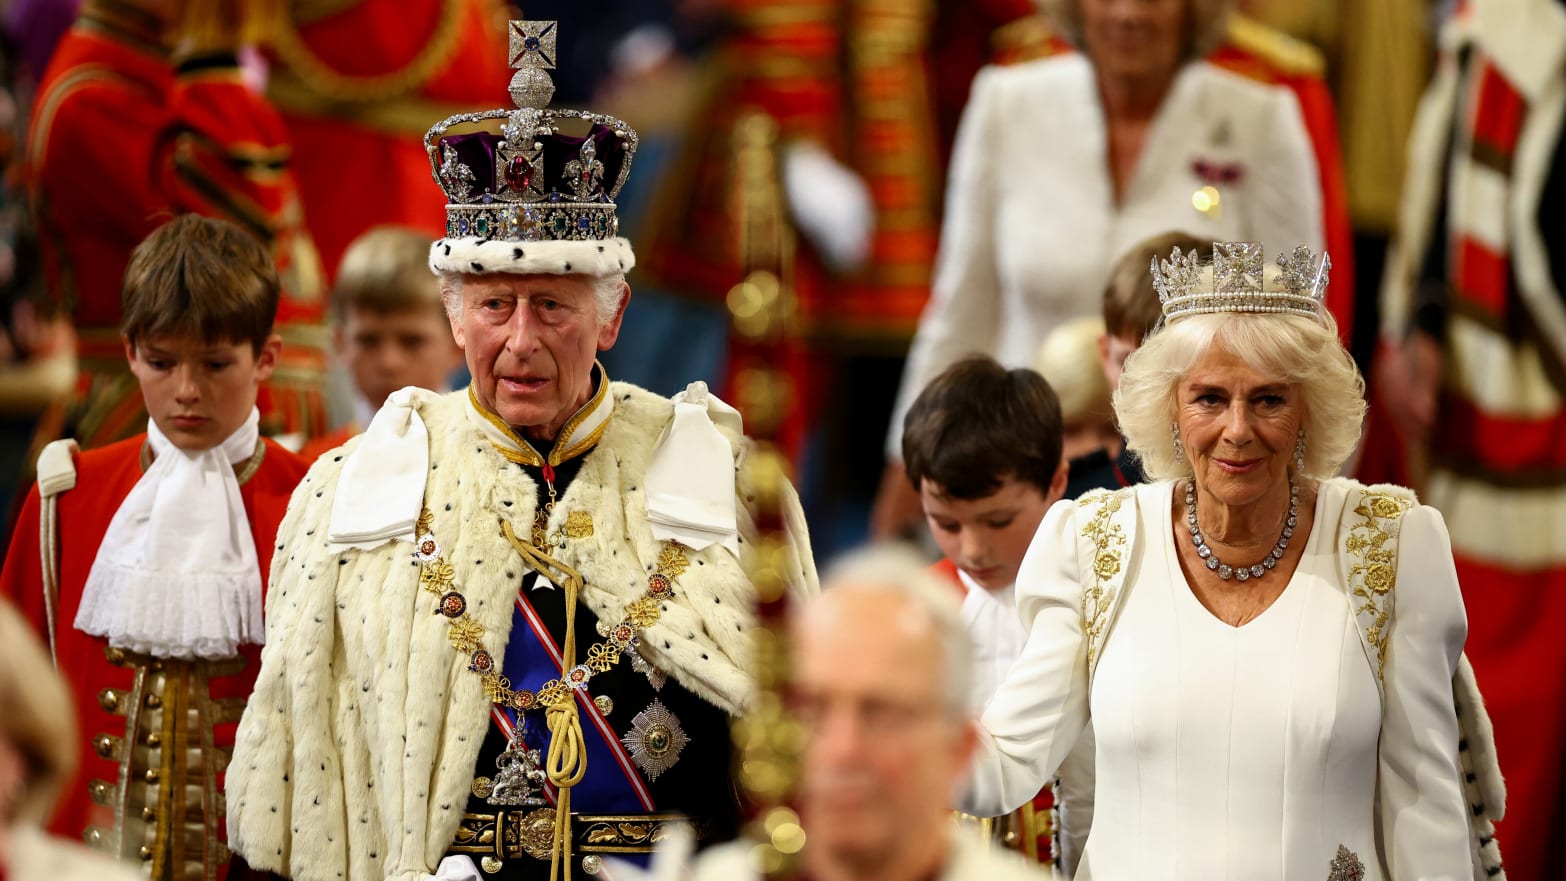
[728,109,808,879]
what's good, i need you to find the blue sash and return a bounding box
[494,591,655,813]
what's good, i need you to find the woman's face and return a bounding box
[1176,345,1304,509]
[1079,0,1189,85]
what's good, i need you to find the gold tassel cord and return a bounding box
[500,521,588,881]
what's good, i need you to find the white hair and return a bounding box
[1114,308,1367,481]
[437,271,628,323]
[816,543,973,720]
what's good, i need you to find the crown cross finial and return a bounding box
[507,21,558,108]
[1213,242,1264,292]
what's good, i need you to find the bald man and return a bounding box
[692,546,1051,881]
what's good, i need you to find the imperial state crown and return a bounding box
[424,20,640,278]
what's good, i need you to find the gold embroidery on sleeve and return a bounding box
[1343,491,1412,682]
[1078,491,1127,671]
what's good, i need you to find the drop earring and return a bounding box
[1294,429,1306,474]
[1172,422,1185,464]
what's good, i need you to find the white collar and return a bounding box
[75,409,266,659]
[465,362,614,468]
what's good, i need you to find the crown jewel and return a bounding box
[1152,242,1330,323]
[423,20,639,248]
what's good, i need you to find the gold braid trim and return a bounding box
[266,0,463,102]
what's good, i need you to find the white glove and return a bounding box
[783,141,874,273]
[418,854,483,881]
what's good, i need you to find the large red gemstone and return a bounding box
[505,155,535,192]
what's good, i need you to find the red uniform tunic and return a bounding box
[638,0,945,461]
[0,436,307,880]
[26,3,329,449]
[263,0,511,280]
[297,422,356,463]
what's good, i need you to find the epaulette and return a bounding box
[36,439,79,499]
[989,15,1071,67]
[1224,14,1326,78]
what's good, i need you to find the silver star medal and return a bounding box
[621,699,689,781]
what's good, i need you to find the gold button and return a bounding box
[98,689,119,712]
[139,846,153,861]
[93,735,115,758]
[480,856,503,874]
[84,828,102,845]
[145,732,162,747]
[103,647,126,665]
[142,807,157,822]
[145,694,162,709]
[144,769,159,784]
[150,660,164,673]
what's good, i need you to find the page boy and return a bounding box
[0,213,308,880]
[301,225,464,461]
[900,354,1072,868]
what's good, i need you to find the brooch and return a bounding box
[621,699,689,781]
[1327,845,1365,881]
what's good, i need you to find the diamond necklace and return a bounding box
[1185,477,1298,582]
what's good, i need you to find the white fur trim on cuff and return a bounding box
[429,237,636,277]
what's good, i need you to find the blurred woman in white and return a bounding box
[875,0,1322,535]
[0,600,139,881]
[961,243,1496,879]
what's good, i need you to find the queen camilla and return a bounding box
[959,242,1505,879]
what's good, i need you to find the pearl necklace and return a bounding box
[1185,478,1298,582]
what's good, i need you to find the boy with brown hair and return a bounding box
[900,354,1069,865]
[1067,232,1211,496]
[0,213,308,880]
[301,225,464,461]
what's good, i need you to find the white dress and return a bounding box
[886,55,1323,456]
[961,478,1472,880]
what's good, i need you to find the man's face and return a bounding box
[336,305,464,410]
[449,274,628,441]
[792,588,976,874]
[1099,330,1141,393]
[920,474,1058,590]
[124,333,278,451]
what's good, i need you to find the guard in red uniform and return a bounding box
[0,215,309,880]
[263,0,511,280]
[25,0,328,450]
[640,0,944,463]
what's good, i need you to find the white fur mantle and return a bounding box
[225,383,817,881]
[428,236,636,277]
